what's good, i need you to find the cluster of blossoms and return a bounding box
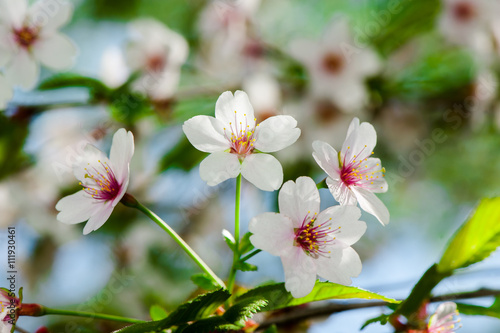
[407,302,461,333]
[183,90,389,297]
[0,0,77,108]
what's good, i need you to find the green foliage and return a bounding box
[239,232,255,255]
[113,289,230,333]
[191,273,220,291]
[178,297,267,333]
[0,115,29,180]
[457,296,500,319]
[360,313,390,330]
[159,137,204,172]
[237,281,399,313]
[222,229,236,252]
[438,197,500,272]
[38,73,110,99]
[149,305,168,321]
[234,261,258,272]
[263,325,279,333]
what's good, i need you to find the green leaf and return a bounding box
[150,305,168,321]
[360,314,390,330]
[262,325,279,333]
[178,297,267,333]
[114,289,230,333]
[236,281,399,312]
[457,295,500,319]
[239,232,254,255]
[222,229,236,252]
[438,198,500,273]
[191,273,219,291]
[234,261,257,272]
[393,264,451,318]
[223,297,267,327]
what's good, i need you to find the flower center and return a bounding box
[224,111,258,157]
[80,160,121,202]
[146,54,166,72]
[322,52,344,74]
[340,146,385,189]
[452,2,476,22]
[294,212,340,258]
[13,26,39,49]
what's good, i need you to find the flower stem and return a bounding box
[227,174,242,295]
[121,193,225,289]
[37,306,144,324]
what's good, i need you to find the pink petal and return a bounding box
[278,176,320,228]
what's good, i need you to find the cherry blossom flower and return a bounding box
[290,18,381,113]
[0,288,19,332]
[312,117,389,225]
[0,74,12,110]
[56,128,134,235]
[428,302,461,333]
[0,0,77,90]
[438,0,499,59]
[125,18,188,101]
[183,90,300,191]
[249,176,366,298]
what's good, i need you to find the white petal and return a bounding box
[241,153,283,191]
[0,25,14,67]
[326,177,357,206]
[83,203,114,235]
[317,205,366,246]
[109,128,134,184]
[281,247,317,298]
[0,75,13,109]
[316,246,362,285]
[4,50,39,89]
[248,212,295,256]
[33,32,77,69]
[29,1,73,32]
[429,302,458,330]
[352,187,390,225]
[312,140,340,178]
[346,117,360,138]
[199,152,241,186]
[0,0,27,28]
[351,49,381,77]
[215,90,256,129]
[341,120,377,163]
[254,115,300,152]
[56,190,102,224]
[183,115,228,153]
[73,144,110,183]
[289,39,320,68]
[278,176,320,227]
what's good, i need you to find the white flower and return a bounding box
[56,128,134,235]
[183,90,300,191]
[242,72,282,122]
[249,176,366,298]
[438,0,498,58]
[0,0,77,89]
[428,302,461,333]
[312,117,389,225]
[290,18,381,113]
[125,18,188,101]
[0,74,13,110]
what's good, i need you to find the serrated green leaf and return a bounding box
[222,229,236,252]
[438,198,500,273]
[223,297,267,327]
[114,289,230,333]
[360,314,390,330]
[150,305,168,321]
[239,232,254,255]
[236,281,399,312]
[191,273,219,291]
[234,261,257,272]
[457,295,500,319]
[179,316,240,333]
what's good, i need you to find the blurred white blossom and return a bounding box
[290,18,381,113]
[125,18,188,101]
[0,0,77,90]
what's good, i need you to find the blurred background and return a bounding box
[1,0,500,331]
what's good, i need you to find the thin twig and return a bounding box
[257,289,500,330]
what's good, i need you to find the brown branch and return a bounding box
[256,288,500,330]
